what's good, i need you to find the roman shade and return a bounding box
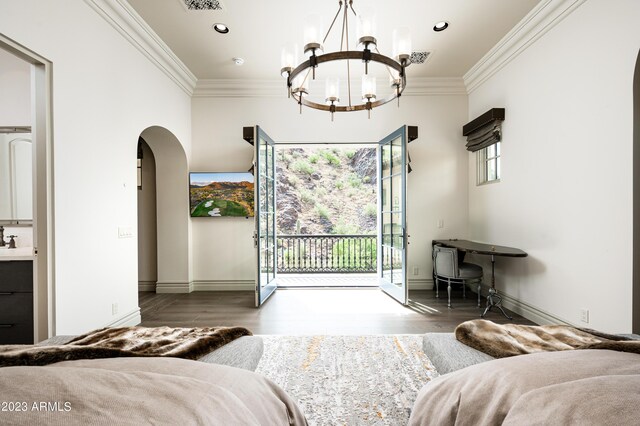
[462,108,505,152]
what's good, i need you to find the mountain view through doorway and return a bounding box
[275,146,378,287]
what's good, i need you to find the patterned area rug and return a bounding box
[255,335,437,425]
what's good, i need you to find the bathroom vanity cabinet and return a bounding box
[0,259,33,344]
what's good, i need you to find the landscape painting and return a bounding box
[189,172,255,217]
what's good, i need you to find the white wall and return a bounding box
[467,0,640,332]
[0,48,30,127]
[191,94,469,288]
[0,0,191,335]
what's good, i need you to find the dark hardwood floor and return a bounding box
[140,288,534,334]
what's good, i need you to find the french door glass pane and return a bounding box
[390,213,402,249]
[381,143,391,177]
[391,175,402,211]
[391,137,403,175]
[382,213,392,246]
[382,246,392,281]
[382,178,391,212]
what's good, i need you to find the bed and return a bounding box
[412,323,640,425]
[0,357,307,425]
[0,327,308,424]
[409,349,640,425]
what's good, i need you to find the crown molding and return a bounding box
[193,77,467,98]
[404,77,467,96]
[193,79,286,98]
[84,0,197,96]
[464,0,587,94]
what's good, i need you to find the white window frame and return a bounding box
[476,142,501,185]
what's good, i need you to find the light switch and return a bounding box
[118,227,134,238]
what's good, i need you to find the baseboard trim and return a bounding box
[106,308,141,327]
[138,281,156,292]
[408,278,434,290]
[478,284,572,326]
[155,281,193,293]
[193,280,255,291]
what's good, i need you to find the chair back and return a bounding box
[433,245,459,279]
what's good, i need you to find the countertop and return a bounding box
[0,247,35,261]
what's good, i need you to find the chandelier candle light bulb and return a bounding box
[283,1,412,119]
[303,14,324,56]
[357,7,377,49]
[392,27,412,66]
[362,75,376,119]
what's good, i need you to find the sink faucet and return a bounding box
[7,235,17,249]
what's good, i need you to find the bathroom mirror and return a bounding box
[0,127,32,224]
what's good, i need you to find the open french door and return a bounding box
[254,126,278,307]
[377,126,408,305]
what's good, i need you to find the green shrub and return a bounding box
[316,187,328,197]
[300,189,316,205]
[332,220,359,235]
[280,153,293,165]
[316,204,330,219]
[288,175,301,188]
[292,160,314,175]
[321,150,341,166]
[363,203,377,218]
[348,173,362,188]
[309,154,320,164]
[344,150,356,159]
[335,180,345,190]
[362,176,371,184]
[331,237,377,269]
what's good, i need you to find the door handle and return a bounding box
[253,231,258,248]
[0,324,14,328]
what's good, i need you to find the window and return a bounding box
[477,142,500,185]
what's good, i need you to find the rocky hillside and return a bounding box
[276,146,377,235]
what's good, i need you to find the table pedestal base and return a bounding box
[481,288,512,320]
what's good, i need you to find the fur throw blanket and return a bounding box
[455,320,640,358]
[0,326,252,367]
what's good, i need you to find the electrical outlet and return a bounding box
[112,303,119,315]
[118,227,133,238]
[412,266,419,276]
[580,308,589,323]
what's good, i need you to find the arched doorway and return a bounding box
[137,126,191,294]
[633,50,640,333]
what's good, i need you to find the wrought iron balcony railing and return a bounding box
[277,234,377,273]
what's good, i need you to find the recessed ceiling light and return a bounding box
[232,57,244,66]
[212,23,229,34]
[433,21,449,32]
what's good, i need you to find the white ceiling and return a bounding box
[127,0,541,81]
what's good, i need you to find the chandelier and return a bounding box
[280,0,411,120]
